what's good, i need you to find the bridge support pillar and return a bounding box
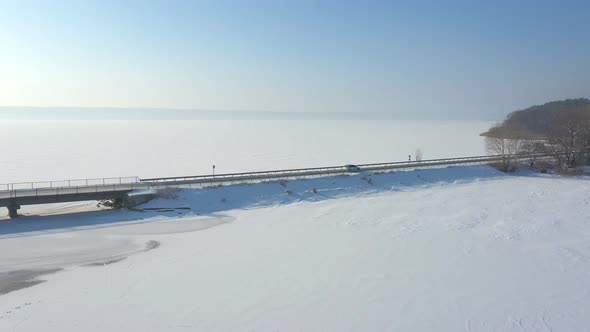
[8,205,20,219]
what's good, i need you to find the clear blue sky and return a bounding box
[1,0,589,119]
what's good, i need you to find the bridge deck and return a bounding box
[0,183,145,207]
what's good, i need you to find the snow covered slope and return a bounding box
[1,166,589,331]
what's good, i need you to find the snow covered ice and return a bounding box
[1,166,589,331]
[0,119,492,183]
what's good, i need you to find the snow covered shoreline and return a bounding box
[1,166,590,331]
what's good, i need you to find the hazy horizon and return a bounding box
[1,0,589,120]
[0,106,508,121]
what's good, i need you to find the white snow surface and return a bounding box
[1,166,590,331]
[0,119,492,183]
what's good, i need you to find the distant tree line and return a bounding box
[482,98,590,172]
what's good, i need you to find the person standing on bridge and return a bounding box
[408,155,411,162]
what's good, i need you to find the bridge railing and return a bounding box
[139,153,554,185]
[140,165,349,184]
[0,176,140,192]
[1,183,146,199]
[0,152,558,199]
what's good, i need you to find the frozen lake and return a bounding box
[0,120,492,183]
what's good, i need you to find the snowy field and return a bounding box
[1,166,589,331]
[0,119,492,183]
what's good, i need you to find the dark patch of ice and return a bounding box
[0,268,62,296]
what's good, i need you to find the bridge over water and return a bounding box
[0,153,547,218]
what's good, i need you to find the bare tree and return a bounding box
[521,140,546,168]
[548,120,585,168]
[484,125,529,172]
[415,148,423,161]
[578,120,590,165]
[486,136,523,172]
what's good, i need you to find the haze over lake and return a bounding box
[0,119,492,184]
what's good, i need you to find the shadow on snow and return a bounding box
[0,165,548,237]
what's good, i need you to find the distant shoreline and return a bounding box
[0,107,496,122]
